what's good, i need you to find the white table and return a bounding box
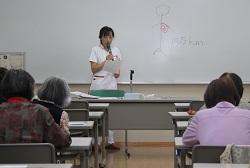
[176,121,188,131]
[176,121,188,136]
[69,121,94,130]
[174,103,190,111]
[169,112,193,137]
[174,137,192,168]
[193,163,249,168]
[89,103,109,168]
[89,112,105,168]
[56,137,92,168]
[169,112,194,120]
[66,101,108,168]
[89,103,109,136]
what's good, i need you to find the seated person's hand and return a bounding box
[187,110,196,115]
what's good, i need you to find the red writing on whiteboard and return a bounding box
[172,37,204,46]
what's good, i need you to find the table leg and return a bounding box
[180,149,187,168]
[174,148,178,168]
[83,150,90,168]
[99,113,106,168]
[94,118,98,168]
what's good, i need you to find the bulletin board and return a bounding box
[0,52,25,70]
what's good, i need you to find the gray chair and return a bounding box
[66,109,89,121]
[65,101,90,136]
[189,100,205,111]
[65,108,90,137]
[192,145,226,164]
[0,143,56,163]
[64,100,89,110]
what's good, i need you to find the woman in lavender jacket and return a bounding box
[182,77,250,147]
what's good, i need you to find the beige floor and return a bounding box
[68,146,175,168]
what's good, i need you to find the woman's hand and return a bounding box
[106,54,114,61]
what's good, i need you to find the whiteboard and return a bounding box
[0,0,250,84]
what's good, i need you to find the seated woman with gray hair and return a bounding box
[0,69,71,148]
[32,76,71,135]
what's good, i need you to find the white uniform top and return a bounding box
[89,44,122,90]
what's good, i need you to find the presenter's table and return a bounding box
[77,97,199,130]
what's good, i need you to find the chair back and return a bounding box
[89,89,125,97]
[65,109,89,121]
[192,145,226,163]
[0,143,56,163]
[189,100,205,111]
[65,100,89,110]
[65,109,90,137]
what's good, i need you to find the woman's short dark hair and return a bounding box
[204,77,240,108]
[99,26,114,41]
[219,72,244,98]
[1,69,35,100]
[37,76,71,108]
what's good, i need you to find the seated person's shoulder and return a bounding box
[31,98,39,103]
[238,102,250,111]
[28,102,50,115]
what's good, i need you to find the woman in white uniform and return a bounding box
[89,26,122,150]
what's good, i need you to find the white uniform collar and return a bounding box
[100,44,112,50]
[100,44,105,49]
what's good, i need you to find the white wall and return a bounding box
[2,0,250,84]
